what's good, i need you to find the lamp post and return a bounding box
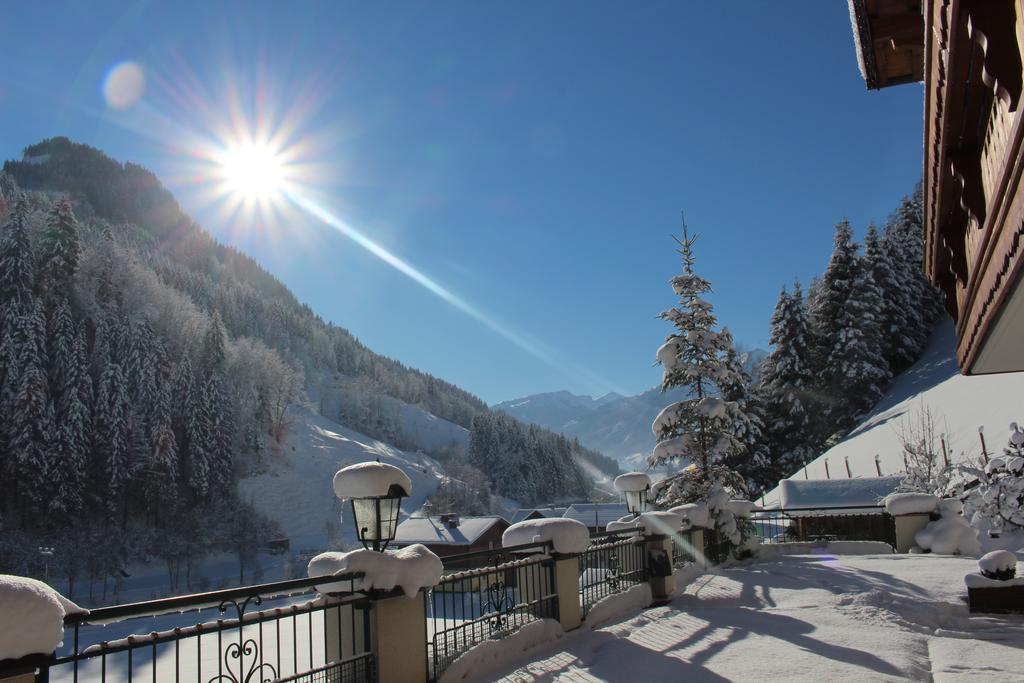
[333,461,412,552]
[614,472,652,516]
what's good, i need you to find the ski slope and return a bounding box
[763,321,1024,507]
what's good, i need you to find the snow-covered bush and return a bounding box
[978,550,1017,581]
[894,405,953,495]
[914,498,981,556]
[958,422,1024,536]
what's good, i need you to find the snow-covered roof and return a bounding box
[778,475,904,512]
[563,503,629,527]
[509,508,567,525]
[393,515,507,546]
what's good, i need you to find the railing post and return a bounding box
[893,513,932,553]
[370,592,429,683]
[551,554,582,631]
[644,534,674,604]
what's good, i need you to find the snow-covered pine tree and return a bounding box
[146,364,178,521]
[719,331,772,496]
[96,361,131,516]
[650,225,749,543]
[864,223,906,374]
[759,282,816,479]
[185,373,213,499]
[0,173,19,204]
[825,245,890,426]
[9,302,54,516]
[0,200,35,308]
[205,372,235,493]
[38,198,81,293]
[885,187,942,365]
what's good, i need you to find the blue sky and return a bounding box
[0,1,923,404]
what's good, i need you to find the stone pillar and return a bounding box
[894,513,932,553]
[551,554,582,631]
[371,593,428,683]
[645,535,675,604]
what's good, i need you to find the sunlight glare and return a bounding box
[218,142,286,201]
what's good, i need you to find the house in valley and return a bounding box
[392,514,509,558]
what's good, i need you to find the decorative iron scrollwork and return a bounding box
[207,596,278,683]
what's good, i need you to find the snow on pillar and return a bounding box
[0,575,86,682]
[883,493,939,553]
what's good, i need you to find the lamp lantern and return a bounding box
[613,472,653,516]
[333,461,412,552]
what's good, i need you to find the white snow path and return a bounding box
[479,554,1024,682]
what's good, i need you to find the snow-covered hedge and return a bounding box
[307,544,442,596]
[502,518,590,554]
[0,575,87,660]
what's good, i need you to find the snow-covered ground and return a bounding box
[763,321,1024,507]
[239,405,444,551]
[473,552,1024,682]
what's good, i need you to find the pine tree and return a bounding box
[885,188,942,367]
[809,220,858,362]
[0,200,35,307]
[9,303,54,515]
[864,223,907,373]
[760,283,816,478]
[718,333,771,496]
[96,361,130,514]
[146,365,178,519]
[38,198,81,293]
[826,255,890,426]
[650,225,749,543]
[185,374,212,499]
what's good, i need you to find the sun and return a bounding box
[217,142,287,202]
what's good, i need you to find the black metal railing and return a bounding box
[578,531,647,618]
[0,573,378,683]
[672,528,698,568]
[748,505,897,550]
[425,542,557,682]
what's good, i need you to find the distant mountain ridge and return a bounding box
[495,349,767,464]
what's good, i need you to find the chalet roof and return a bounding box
[778,475,904,515]
[848,0,923,90]
[394,515,508,546]
[562,503,629,528]
[509,507,568,525]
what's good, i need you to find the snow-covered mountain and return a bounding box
[495,349,766,465]
[761,321,1024,507]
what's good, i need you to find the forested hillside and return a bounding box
[0,138,605,592]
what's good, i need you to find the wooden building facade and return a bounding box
[850,0,1024,374]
